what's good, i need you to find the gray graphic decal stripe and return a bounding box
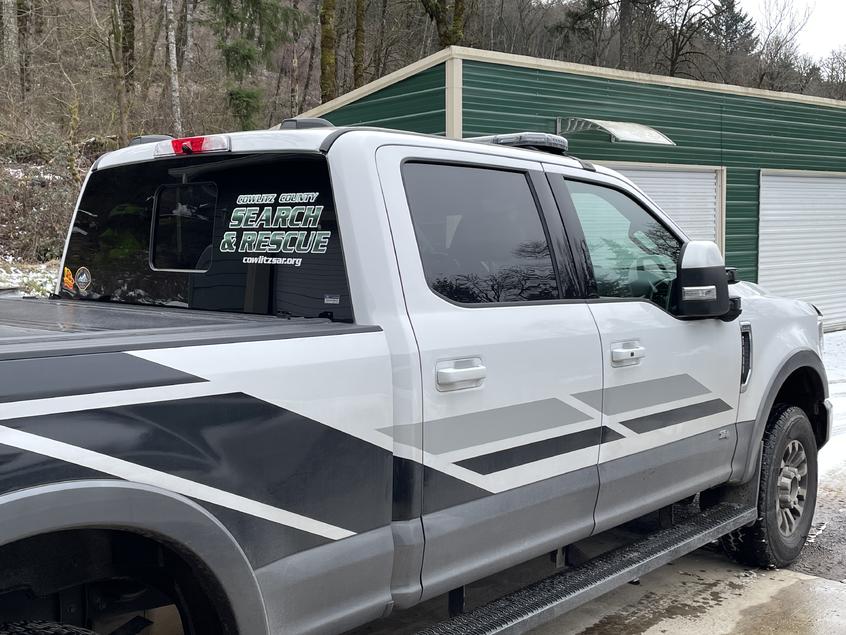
[573,374,709,415]
[0,352,206,403]
[382,399,592,454]
[620,399,732,434]
[456,428,621,476]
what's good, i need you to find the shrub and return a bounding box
[0,162,78,263]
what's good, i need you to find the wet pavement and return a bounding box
[535,550,846,634]
[349,331,846,635]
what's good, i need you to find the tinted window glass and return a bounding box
[563,179,681,309]
[62,154,352,321]
[152,183,217,271]
[403,163,559,304]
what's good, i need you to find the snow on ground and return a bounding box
[820,329,846,475]
[2,163,62,182]
[0,255,59,297]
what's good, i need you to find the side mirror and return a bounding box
[672,241,733,319]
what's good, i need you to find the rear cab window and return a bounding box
[62,153,352,321]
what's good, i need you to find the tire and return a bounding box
[0,623,97,635]
[722,404,818,568]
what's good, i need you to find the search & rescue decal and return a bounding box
[219,192,331,266]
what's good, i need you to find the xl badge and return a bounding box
[74,267,92,291]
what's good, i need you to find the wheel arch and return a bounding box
[0,480,269,635]
[736,349,829,484]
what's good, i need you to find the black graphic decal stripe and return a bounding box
[619,399,732,434]
[0,442,114,496]
[423,463,490,515]
[391,456,492,519]
[0,353,206,403]
[0,440,328,568]
[1,393,392,536]
[456,428,619,476]
[601,426,625,444]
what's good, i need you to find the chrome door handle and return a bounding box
[611,345,646,363]
[437,365,487,385]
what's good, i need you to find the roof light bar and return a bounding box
[468,132,569,153]
[153,134,231,157]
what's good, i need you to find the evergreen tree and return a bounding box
[704,0,757,81]
[207,0,304,129]
[706,0,757,57]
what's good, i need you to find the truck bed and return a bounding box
[0,297,375,361]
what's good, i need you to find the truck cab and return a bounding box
[0,126,830,635]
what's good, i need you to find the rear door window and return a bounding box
[62,153,352,321]
[402,162,560,304]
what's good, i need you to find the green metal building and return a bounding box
[303,47,846,326]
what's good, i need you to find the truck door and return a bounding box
[376,146,604,600]
[545,165,741,534]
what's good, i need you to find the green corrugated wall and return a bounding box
[462,60,846,282]
[325,64,446,134]
[317,56,846,282]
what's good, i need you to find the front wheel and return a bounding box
[722,405,818,567]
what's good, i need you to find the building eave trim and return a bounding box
[450,46,846,110]
[302,45,846,123]
[300,48,453,118]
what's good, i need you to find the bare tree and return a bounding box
[755,0,811,91]
[822,47,846,100]
[176,0,196,70]
[299,5,320,113]
[119,0,135,81]
[1,0,18,69]
[164,0,183,135]
[320,0,337,101]
[659,0,720,78]
[618,0,634,69]
[352,0,365,87]
[421,0,465,48]
[373,0,390,76]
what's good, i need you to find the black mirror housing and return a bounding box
[671,241,733,319]
[720,296,743,322]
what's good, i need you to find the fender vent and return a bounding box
[740,322,752,390]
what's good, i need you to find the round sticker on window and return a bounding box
[75,267,92,291]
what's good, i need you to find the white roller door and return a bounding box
[759,170,846,328]
[604,163,724,248]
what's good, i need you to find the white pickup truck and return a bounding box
[0,124,830,635]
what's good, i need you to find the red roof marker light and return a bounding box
[153,135,230,157]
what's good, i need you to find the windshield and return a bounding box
[60,153,352,322]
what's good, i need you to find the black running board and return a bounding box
[416,503,757,635]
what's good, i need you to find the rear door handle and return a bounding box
[436,359,486,391]
[611,345,646,364]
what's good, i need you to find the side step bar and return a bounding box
[416,502,757,635]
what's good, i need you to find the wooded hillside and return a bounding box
[0,0,844,265]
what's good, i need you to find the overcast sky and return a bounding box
[738,0,846,60]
